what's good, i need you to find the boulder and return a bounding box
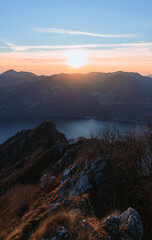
[102,208,143,240]
[58,178,72,198]
[69,155,119,216]
[52,146,78,176]
[69,170,93,196]
[48,203,61,214]
[103,215,122,237]
[120,207,143,240]
[61,163,77,183]
[40,174,56,190]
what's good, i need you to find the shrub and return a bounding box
[90,124,152,239]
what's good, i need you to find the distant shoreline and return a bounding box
[0,114,147,124]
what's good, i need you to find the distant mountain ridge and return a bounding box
[0,69,37,87]
[0,69,152,121]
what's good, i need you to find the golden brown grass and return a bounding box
[0,183,36,239]
[31,211,71,239]
[31,209,101,240]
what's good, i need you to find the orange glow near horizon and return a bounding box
[0,49,152,76]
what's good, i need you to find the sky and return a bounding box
[0,0,152,75]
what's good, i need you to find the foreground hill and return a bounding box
[1,70,152,121]
[0,121,151,239]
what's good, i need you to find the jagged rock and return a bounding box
[58,178,72,197]
[0,120,67,185]
[69,155,119,217]
[61,169,71,182]
[0,121,66,166]
[120,207,143,240]
[61,163,77,183]
[69,156,109,198]
[69,170,93,196]
[52,146,79,176]
[40,173,49,189]
[48,203,61,213]
[0,121,147,239]
[103,215,122,237]
[84,158,88,170]
[102,208,143,240]
[40,174,56,190]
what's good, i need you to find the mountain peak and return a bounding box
[1,69,17,76]
[0,69,37,77]
[0,69,38,87]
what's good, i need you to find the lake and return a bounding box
[0,116,138,144]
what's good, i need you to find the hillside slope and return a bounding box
[0,121,151,239]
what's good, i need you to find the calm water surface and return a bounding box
[0,116,138,144]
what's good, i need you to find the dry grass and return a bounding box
[31,211,71,239]
[1,124,152,239]
[0,183,36,239]
[31,209,101,240]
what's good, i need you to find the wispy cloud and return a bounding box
[34,27,133,38]
[1,42,152,75]
[4,41,152,52]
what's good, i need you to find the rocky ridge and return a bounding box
[0,121,146,240]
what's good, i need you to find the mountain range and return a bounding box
[1,69,152,121]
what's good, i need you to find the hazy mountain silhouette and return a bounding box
[0,70,152,121]
[0,69,37,87]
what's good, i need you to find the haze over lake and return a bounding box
[0,116,138,144]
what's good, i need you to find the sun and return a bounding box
[65,50,87,69]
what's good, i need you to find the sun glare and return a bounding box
[65,50,87,69]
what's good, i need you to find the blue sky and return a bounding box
[0,0,152,75]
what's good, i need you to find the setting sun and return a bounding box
[65,50,87,68]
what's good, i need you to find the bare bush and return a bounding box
[90,124,152,238]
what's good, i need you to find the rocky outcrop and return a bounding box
[0,120,66,170]
[0,122,146,240]
[102,207,143,240]
[40,208,143,240]
[40,174,56,190]
[0,121,67,194]
[68,155,121,216]
[103,215,122,237]
[120,208,143,240]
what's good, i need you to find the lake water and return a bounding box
[0,116,137,144]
